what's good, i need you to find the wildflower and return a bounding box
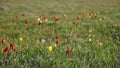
[41,39,46,43]
[55,36,59,45]
[56,36,58,39]
[63,14,66,19]
[89,38,92,42]
[12,19,15,23]
[66,49,71,55]
[3,46,9,53]
[1,25,5,29]
[89,29,92,33]
[99,42,103,46]
[38,18,41,21]
[77,16,80,20]
[48,46,52,52]
[10,43,14,49]
[38,21,42,25]
[73,21,77,25]
[53,16,59,23]
[25,19,29,25]
[22,13,25,16]
[45,18,48,22]
[13,48,16,52]
[53,44,57,47]
[1,38,5,44]
[19,37,23,42]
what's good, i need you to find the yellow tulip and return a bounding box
[53,44,57,47]
[38,18,41,21]
[45,18,48,22]
[19,37,23,42]
[48,46,52,52]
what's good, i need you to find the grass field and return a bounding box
[0,0,120,68]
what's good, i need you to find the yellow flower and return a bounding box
[19,37,23,42]
[45,18,48,22]
[64,14,66,17]
[53,44,57,47]
[99,42,103,46]
[38,18,41,21]
[48,46,52,52]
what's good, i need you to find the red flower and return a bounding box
[13,48,16,52]
[77,16,80,20]
[73,21,77,25]
[56,39,59,45]
[4,46,9,53]
[22,13,25,16]
[56,36,58,39]
[12,19,15,23]
[53,16,59,23]
[38,21,42,25]
[66,49,71,55]
[55,36,59,44]
[1,25,5,29]
[1,38,5,44]
[10,43,14,49]
[25,19,29,25]
[63,14,66,19]
[16,15,18,18]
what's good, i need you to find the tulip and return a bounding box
[12,19,15,23]
[53,16,59,23]
[13,48,16,52]
[38,18,41,21]
[63,14,66,19]
[19,37,23,42]
[77,16,80,20]
[66,49,71,55]
[22,13,25,16]
[73,21,77,25]
[3,46,9,53]
[25,19,29,25]
[53,44,57,47]
[56,39,59,45]
[48,46,52,52]
[38,21,42,25]
[1,38,5,44]
[10,43,14,49]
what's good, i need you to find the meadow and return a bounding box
[0,0,120,68]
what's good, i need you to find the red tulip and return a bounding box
[4,46,9,53]
[13,48,16,52]
[22,13,25,16]
[66,49,71,55]
[16,15,18,18]
[73,21,77,25]
[55,36,59,44]
[10,43,14,49]
[1,38,5,44]
[77,16,80,20]
[56,36,58,39]
[25,19,29,25]
[56,39,59,45]
[12,19,15,23]
[38,21,42,25]
[63,14,66,19]
[1,25,5,29]
[53,16,59,23]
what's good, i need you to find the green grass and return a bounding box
[0,0,120,68]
